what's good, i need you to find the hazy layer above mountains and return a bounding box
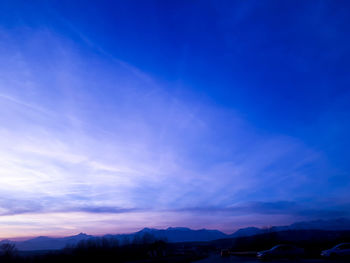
[2,218,350,251]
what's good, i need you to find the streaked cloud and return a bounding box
[0,7,348,238]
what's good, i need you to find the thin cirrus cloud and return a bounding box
[0,25,343,238]
[176,201,350,218]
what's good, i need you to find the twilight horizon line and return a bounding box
[5,217,350,241]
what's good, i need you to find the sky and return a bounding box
[0,0,349,238]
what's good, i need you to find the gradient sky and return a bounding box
[0,0,350,238]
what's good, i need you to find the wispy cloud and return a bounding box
[0,24,345,238]
[175,201,350,218]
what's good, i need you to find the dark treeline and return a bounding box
[0,233,208,263]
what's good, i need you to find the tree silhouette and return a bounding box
[0,242,17,259]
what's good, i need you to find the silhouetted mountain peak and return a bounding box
[231,227,263,237]
[166,227,191,231]
[135,227,226,243]
[230,218,350,238]
[63,233,92,242]
[31,236,51,241]
[139,227,157,233]
[289,217,350,230]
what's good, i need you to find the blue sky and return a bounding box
[0,0,349,238]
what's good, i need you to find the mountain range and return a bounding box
[2,218,350,251]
